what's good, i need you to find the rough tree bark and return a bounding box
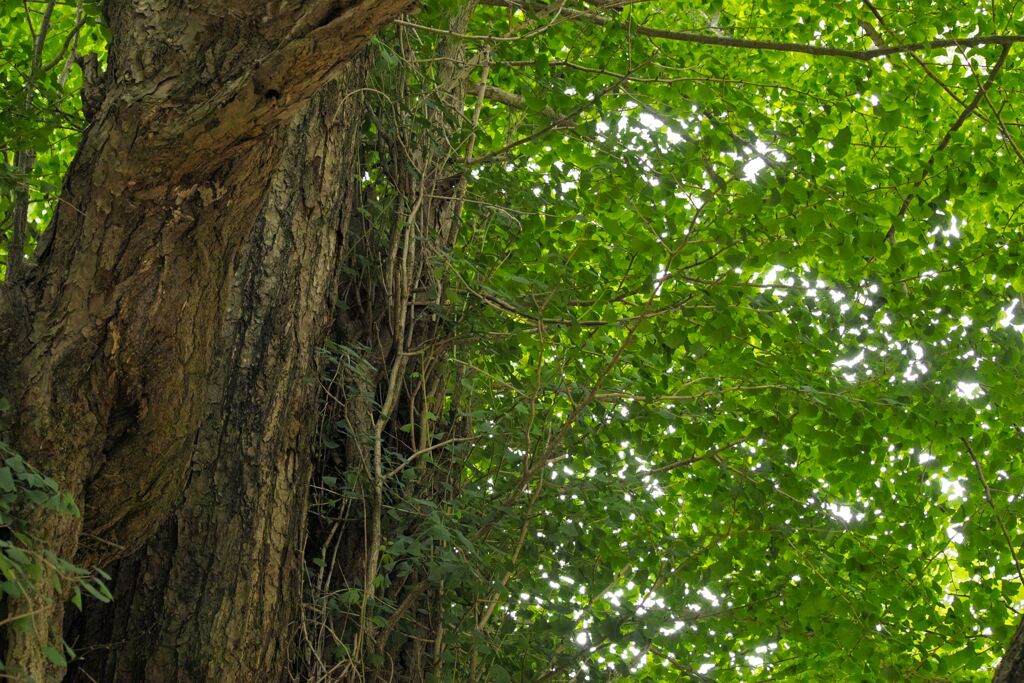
[995,617,1024,683]
[0,1,411,680]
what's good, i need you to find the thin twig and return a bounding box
[887,44,1011,241]
[961,437,1024,588]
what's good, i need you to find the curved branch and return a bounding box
[473,0,1024,61]
[629,24,1024,61]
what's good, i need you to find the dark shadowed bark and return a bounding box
[0,1,409,679]
[995,617,1024,683]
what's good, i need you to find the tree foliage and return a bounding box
[0,0,105,279]
[4,0,1024,681]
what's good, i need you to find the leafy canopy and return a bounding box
[4,0,1024,680]
[401,0,1024,679]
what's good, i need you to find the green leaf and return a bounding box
[42,644,66,667]
[830,126,852,158]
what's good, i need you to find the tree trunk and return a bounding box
[995,617,1024,683]
[0,2,409,679]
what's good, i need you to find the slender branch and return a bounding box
[467,71,629,166]
[424,1,1024,62]
[861,0,972,111]
[40,12,86,73]
[5,1,55,284]
[961,437,1024,588]
[480,84,562,121]
[629,25,1024,61]
[983,90,1024,164]
[887,44,1011,241]
[653,440,744,474]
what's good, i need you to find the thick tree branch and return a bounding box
[479,83,562,121]
[473,0,1024,61]
[628,24,1024,61]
